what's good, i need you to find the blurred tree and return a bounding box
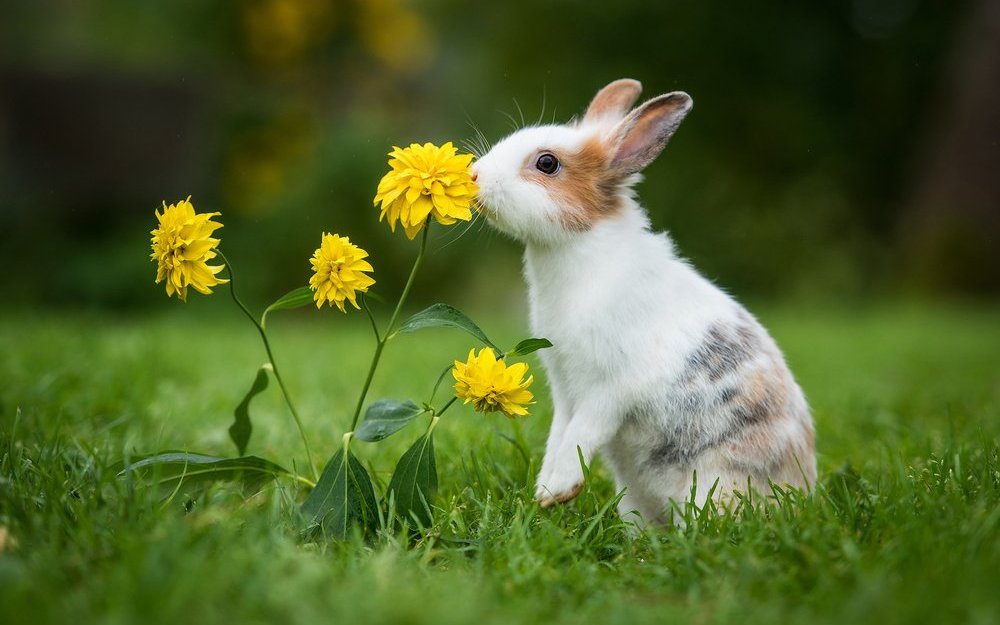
[898,0,1000,293]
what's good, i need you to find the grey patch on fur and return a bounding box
[683,322,759,383]
[647,430,725,469]
[678,392,705,414]
[732,395,774,428]
[648,438,685,466]
[646,316,787,471]
[647,385,781,470]
[718,386,739,404]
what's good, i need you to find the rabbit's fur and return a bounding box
[472,79,816,525]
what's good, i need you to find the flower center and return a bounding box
[326,257,347,279]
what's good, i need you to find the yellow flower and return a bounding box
[452,348,534,418]
[309,232,375,312]
[373,142,479,239]
[150,197,228,301]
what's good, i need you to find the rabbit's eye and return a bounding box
[535,153,560,175]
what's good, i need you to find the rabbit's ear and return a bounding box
[582,79,643,124]
[609,92,692,176]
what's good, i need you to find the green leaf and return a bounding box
[261,286,314,329]
[301,443,378,539]
[119,452,289,499]
[354,399,427,442]
[505,338,553,358]
[387,429,438,527]
[230,365,270,456]
[393,303,499,350]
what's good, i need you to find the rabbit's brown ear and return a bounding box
[609,92,692,176]
[582,79,643,124]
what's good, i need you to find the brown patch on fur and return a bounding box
[722,367,816,490]
[754,424,817,490]
[734,363,789,426]
[523,138,626,231]
[725,423,783,477]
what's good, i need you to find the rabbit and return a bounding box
[470,79,816,526]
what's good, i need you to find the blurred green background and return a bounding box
[1,0,997,311]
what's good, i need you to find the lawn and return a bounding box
[1,302,999,625]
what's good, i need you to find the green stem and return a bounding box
[348,224,430,432]
[291,474,317,489]
[220,252,318,481]
[360,295,381,343]
[426,364,454,406]
[348,340,387,434]
[434,396,458,419]
[385,224,430,342]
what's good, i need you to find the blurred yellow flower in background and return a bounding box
[452,348,534,418]
[358,0,433,73]
[309,232,375,312]
[373,142,478,239]
[150,197,228,302]
[242,0,336,68]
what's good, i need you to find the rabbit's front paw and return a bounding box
[535,460,585,507]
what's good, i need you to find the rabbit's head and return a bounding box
[473,79,692,245]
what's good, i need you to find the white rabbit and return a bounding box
[471,79,816,525]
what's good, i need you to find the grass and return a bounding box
[1,301,999,625]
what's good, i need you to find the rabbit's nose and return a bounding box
[470,164,479,182]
